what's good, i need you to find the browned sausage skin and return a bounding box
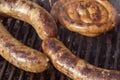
[51,0,118,37]
[0,0,58,40]
[0,22,49,73]
[42,38,120,80]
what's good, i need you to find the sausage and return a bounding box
[42,38,120,80]
[0,22,49,73]
[51,0,118,37]
[0,0,57,40]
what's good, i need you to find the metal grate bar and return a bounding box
[7,19,16,32]
[0,60,8,80]
[30,73,34,80]
[76,36,84,57]
[104,35,112,69]
[114,29,120,69]
[39,72,45,80]
[60,74,65,80]
[18,71,24,80]
[8,66,16,80]
[18,23,31,80]
[94,37,102,66]
[29,32,37,80]
[85,38,93,62]
[50,71,56,80]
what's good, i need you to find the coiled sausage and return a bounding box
[42,38,120,80]
[51,0,117,37]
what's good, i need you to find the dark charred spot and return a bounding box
[46,39,55,48]
[39,12,48,22]
[79,1,87,9]
[5,0,17,3]
[59,52,78,66]
[62,16,69,21]
[4,42,15,47]
[95,23,107,27]
[79,1,91,9]
[10,49,30,58]
[21,0,26,4]
[70,20,75,24]
[81,66,92,75]
[91,13,101,21]
[96,23,104,27]
[46,40,61,53]
[108,72,120,79]
[10,49,40,63]
[28,57,40,63]
[86,23,92,26]
[29,3,35,10]
[81,66,120,79]
[80,66,104,78]
[39,12,53,27]
[38,10,57,37]
[76,22,84,27]
[0,35,3,38]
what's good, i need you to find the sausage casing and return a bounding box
[51,0,117,37]
[42,38,120,80]
[0,0,57,40]
[0,22,49,73]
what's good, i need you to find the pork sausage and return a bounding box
[42,38,120,80]
[51,0,117,37]
[0,0,57,40]
[0,22,49,73]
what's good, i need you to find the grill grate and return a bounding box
[0,0,120,80]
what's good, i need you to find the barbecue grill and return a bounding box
[0,0,120,80]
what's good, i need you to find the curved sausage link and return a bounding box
[0,0,58,40]
[51,0,118,37]
[42,38,120,80]
[0,22,49,73]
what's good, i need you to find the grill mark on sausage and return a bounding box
[42,38,120,80]
[80,67,102,78]
[27,56,41,63]
[8,49,41,63]
[80,66,120,79]
[4,42,15,47]
[58,52,78,67]
[4,0,17,3]
[10,49,30,57]
[29,3,34,10]
[78,1,91,9]
[21,0,26,4]
[45,40,61,53]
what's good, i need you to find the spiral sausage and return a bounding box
[0,0,57,40]
[42,38,120,80]
[0,22,49,73]
[0,0,58,72]
[51,0,118,37]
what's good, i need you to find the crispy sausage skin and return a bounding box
[0,0,57,40]
[51,0,118,37]
[0,22,49,73]
[42,38,120,80]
